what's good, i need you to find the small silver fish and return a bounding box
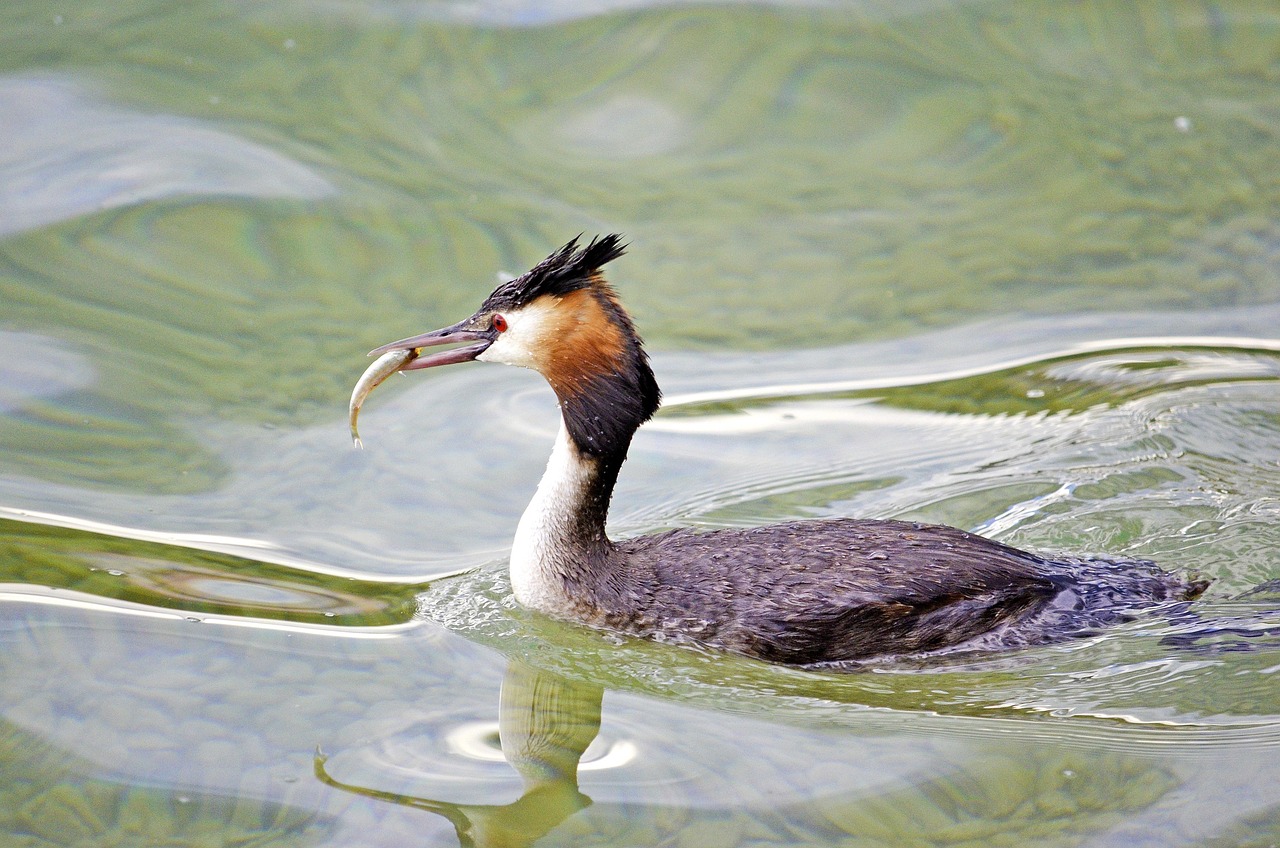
[349,348,417,449]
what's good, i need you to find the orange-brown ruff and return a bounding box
[368,236,1209,667]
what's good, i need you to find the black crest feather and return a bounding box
[482,234,627,311]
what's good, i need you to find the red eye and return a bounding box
[492,313,508,332]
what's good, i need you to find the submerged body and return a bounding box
[500,420,1205,665]
[360,236,1208,665]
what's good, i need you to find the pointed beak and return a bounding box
[368,319,495,371]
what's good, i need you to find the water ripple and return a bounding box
[0,75,332,237]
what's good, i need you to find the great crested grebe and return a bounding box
[360,235,1208,666]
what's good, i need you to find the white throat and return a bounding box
[510,421,597,613]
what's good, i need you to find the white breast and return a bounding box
[509,421,594,614]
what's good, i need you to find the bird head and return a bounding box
[368,235,660,455]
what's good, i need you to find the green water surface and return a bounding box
[2,0,1279,846]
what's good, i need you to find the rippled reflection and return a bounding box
[0,514,425,627]
[0,332,96,414]
[313,660,1259,848]
[3,0,1280,844]
[0,719,322,848]
[0,75,331,237]
[317,662,602,848]
[660,340,1280,421]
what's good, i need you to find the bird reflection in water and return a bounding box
[315,661,603,848]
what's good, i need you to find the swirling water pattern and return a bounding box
[1,0,1279,845]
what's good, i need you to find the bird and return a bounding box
[363,235,1209,667]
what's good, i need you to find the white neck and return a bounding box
[510,421,600,614]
